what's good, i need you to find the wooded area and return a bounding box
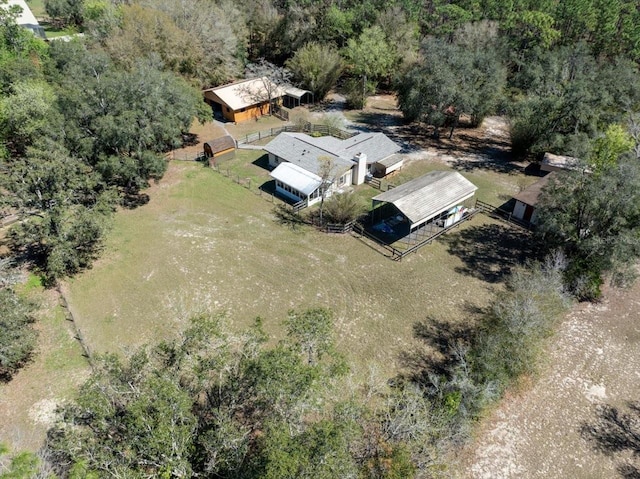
[2,0,640,476]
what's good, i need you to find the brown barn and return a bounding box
[204,135,236,166]
[203,78,285,123]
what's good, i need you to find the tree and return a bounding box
[103,4,199,78]
[285,308,335,365]
[321,192,366,225]
[244,59,291,116]
[1,140,115,281]
[286,43,343,101]
[343,26,394,107]
[0,80,60,156]
[316,155,338,225]
[133,0,248,86]
[0,288,36,380]
[376,6,420,80]
[0,443,44,478]
[588,123,635,173]
[536,160,640,299]
[45,0,84,28]
[508,45,640,156]
[45,312,354,478]
[398,38,506,137]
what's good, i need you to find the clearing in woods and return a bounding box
[2,98,559,466]
[458,280,640,479]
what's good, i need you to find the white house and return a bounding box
[265,131,402,206]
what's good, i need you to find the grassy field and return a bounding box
[26,0,45,17]
[64,156,532,380]
[0,279,90,452]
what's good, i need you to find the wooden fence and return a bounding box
[324,219,357,234]
[365,176,396,191]
[237,122,354,145]
[353,209,479,261]
[475,199,532,230]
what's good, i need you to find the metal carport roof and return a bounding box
[372,171,477,228]
[270,162,322,196]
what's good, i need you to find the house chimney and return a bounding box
[352,152,367,185]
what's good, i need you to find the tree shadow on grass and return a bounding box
[122,192,150,209]
[440,223,537,283]
[581,402,640,478]
[272,204,308,231]
[398,307,480,384]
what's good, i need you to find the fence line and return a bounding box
[324,219,357,234]
[237,122,355,145]
[365,176,396,191]
[475,199,532,230]
[56,284,94,369]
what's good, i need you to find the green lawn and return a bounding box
[64,157,532,380]
[0,280,90,452]
[26,0,46,18]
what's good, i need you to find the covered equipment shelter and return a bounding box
[283,86,314,108]
[372,171,477,232]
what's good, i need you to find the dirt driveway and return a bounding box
[457,281,640,479]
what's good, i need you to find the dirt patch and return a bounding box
[169,119,226,161]
[457,281,640,478]
[320,94,528,176]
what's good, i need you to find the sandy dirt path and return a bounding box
[458,282,640,479]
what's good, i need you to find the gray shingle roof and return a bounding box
[263,131,401,177]
[264,133,353,176]
[340,133,401,164]
[372,171,477,226]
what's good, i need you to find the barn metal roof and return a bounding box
[284,86,312,99]
[270,162,322,196]
[203,77,286,111]
[372,171,477,226]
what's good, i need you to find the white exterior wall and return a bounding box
[513,200,527,221]
[268,153,280,169]
[352,153,367,185]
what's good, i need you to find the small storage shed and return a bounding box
[512,173,554,224]
[204,135,236,166]
[372,154,404,177]
[372,171,477,232]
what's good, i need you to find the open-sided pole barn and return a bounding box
[371,171,477,235]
